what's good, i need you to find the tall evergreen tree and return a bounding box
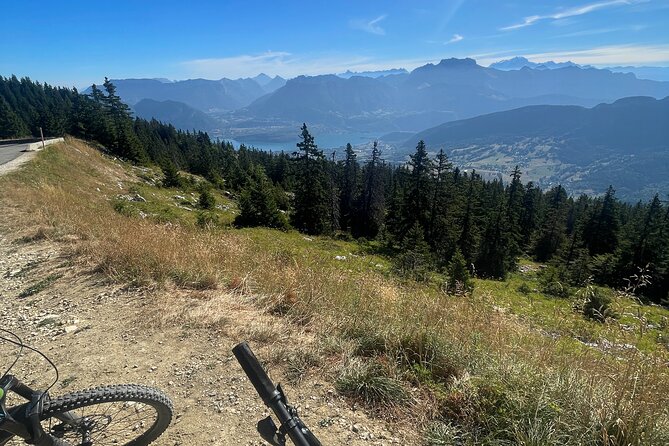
[583,186,620,256]
[235,165,289,229]
[290,124,332,234]
[339,143,359,231]
[534,185,569,262]
[354,141,384,238]
[399,140,433,241]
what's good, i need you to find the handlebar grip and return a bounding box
[232,342,277,405]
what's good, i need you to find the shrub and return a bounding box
[576,285,617,322]
[196,211,219,228]
[517,282,532,295]
[540,266,571,298]
[336,359,409,407]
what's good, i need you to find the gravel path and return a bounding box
[0,231,413,445]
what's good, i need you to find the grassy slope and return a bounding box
[2,138,669,445]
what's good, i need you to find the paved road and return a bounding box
[0,143,30,166]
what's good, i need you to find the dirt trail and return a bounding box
[0,231,414,445]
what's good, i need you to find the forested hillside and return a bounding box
[402,96,669,200]
[1,75,667,303]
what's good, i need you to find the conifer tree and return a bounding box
[446,248,473,293]
[583,186,619,256]
[339,143,359,231]
[400,140,433,241]
[395,221,432,281]
[235,165,289,229]
[534,185,569,262]
[0,95,28,138]
[354,141,384,238]
[291,124,332,234]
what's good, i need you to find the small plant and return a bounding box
[540,266,571,298]
[336,359,408,407]
[18,273,62,298]
[196,211,219,228]
[517,282,532,295]
[425,421,467,445]
[575,285,617,322]
[112,199,136,217]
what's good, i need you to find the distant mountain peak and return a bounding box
[490,57,580,71]
[337,68,408,78]
[252,73,273,86]
[437,57,480,69]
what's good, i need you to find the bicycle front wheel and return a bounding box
[39,384,173,446]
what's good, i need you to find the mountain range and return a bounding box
[490,56,669,82]
[397,96,669,200]
[97,58,669,199]
[104,58,669,137]
[86,74,286,112]
[132,99,220,131]
[237,57,669,134]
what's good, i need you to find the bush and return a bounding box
[576,285,617,322]
[196,211,219,228]
[517,282,532,295]
[540,266,571,298]
[336,359,408,407]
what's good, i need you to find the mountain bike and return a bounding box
[0,330,173,446]
[233,342,321,446]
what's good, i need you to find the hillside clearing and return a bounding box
[2,139,669,445]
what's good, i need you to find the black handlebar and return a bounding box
[233,342,321,446]
[232,342,278,405]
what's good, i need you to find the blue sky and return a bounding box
[1,0,668,88]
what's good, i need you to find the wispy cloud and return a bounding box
[554,24,647,38]
[480,44,669,67]
[349,14,388,35]
[501,0,636,31]
[447,34,464,44]
[180,51,432,79]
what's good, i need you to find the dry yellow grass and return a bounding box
[2,138,669,444]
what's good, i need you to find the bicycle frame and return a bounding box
[0,375,76,446]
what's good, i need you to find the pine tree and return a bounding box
[161,162,183,188]
[339,143,359,231]
[395,222,432,281]
[446,248,473,293]
[354,141,384,238]
[583,186,619,256]
[0,95,28,138]
[235,165,289,229]
[400,140,433,241]
[457,171,481,266]
[290,124,332,235]
[534,185,569,262]
[198,188,216,210]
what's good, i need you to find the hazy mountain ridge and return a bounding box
[337,68,408,78]
[243,58,669,132]
[401,96,669,200]
[132,98,220,132]
[491,57,669,82]
[85,77,271,112]
[103,58,669,135]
